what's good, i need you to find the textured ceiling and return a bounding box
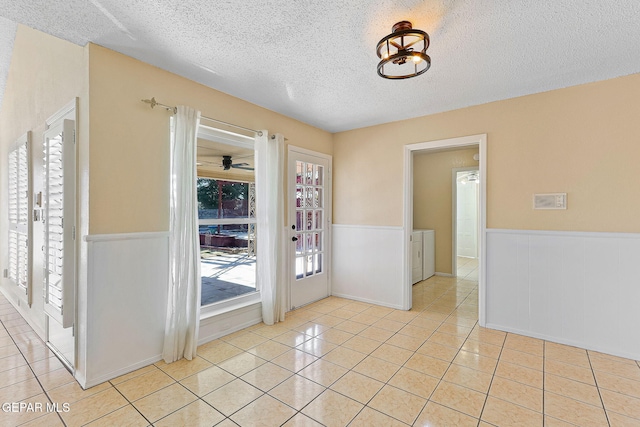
[0,16,17,110]
[0,1,639,132]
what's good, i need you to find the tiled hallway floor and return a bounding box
[2,276,640,426]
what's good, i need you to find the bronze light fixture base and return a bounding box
[376,21,431,79]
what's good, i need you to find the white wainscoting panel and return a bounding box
[83,232,265,387]
[85,232,169,387]
[332,225,404,309]
[486,229,640,360]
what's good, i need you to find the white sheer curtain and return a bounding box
[163,106,202,363]
[256,132,286,325]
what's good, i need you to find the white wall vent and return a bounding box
[533,193,567,210]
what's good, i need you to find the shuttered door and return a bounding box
[43,119,75,328]
[8,136,30,299]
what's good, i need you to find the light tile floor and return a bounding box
[2,273,640,426]
[457,256,478,281]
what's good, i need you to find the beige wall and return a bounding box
[0,26,87,334]
[414,148,479,274]
[88,44,333,235]
[334,73,640,234]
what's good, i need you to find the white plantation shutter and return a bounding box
[8,134,30,301]
[43,119,75,328]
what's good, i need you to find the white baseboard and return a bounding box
[330,292,404,310]
[82,354,163,389]
[485,322,640,362]
[435,272,454,278]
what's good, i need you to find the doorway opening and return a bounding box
[403,134,487,326]
[453,167,480,280]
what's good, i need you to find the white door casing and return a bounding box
[404,134,487,325]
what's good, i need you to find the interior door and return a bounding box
[288,148,331,309]
[43,118,76,369]
[456,171,479,258]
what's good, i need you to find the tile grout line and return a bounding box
[587,350,612,427]
[475,329,506,426]
[108,381,154,426]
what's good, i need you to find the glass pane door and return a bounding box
[294,160,325,279]
[289,149,331,309]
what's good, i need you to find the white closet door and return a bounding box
[412,231,423,284]
[43,119,76,328]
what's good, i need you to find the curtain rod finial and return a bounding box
[141,97,157,109]
[141,97,177,113]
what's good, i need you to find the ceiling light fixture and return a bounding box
[376,21,431,79]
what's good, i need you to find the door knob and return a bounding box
[292,236,298,242]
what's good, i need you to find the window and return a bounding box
[197,178,256,305]
[196,125,257,309]
[7,133,31,304]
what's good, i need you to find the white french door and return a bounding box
[288,148,331,309]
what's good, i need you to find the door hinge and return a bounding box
[72,226,76,240]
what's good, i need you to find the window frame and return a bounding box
[195,125,260,317]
